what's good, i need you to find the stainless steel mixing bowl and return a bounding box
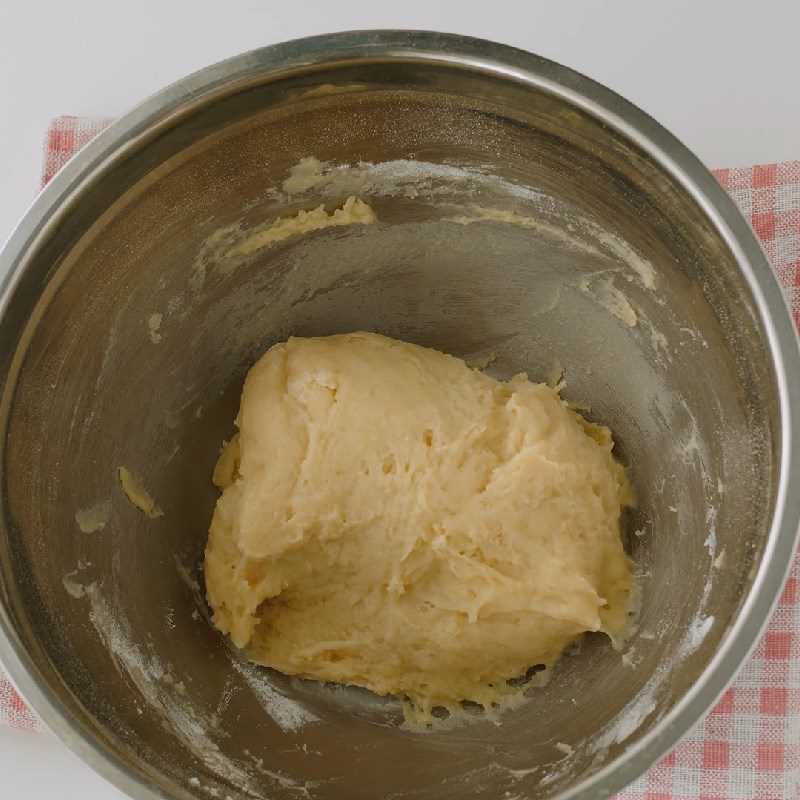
[0,30,798,800]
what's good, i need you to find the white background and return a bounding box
[1,0,798,796]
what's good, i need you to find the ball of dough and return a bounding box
[205,332,634,717]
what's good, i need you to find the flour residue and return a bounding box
[680,433,700,457]
[592,229,656,290]
[647,324,669,357]
[190,222,243,289]
[609,694,657,745]
[581,278,638,327]
[636,311,671,362]
[231,659,319,732]
[591,669,661,755]
[147,313,163,343]
[450,206,606,259]
[589,560,717,757]
[279,157,499,203]
[75,501,110,533]
[504,765,538,780]
[448,204,656,291]
[62,574,88,598]
[621,647,642,669]
[399,186,653,337]
[83,584,260,793]
[80,583,313,795]
[704,505,718,555]
[170,556,321,748]
[685,614,715,651]
[174,557,210,621]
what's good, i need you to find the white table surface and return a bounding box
[1,0,798,797]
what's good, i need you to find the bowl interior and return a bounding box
[0,52,779,800]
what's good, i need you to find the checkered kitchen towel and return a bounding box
[1,117,798,797]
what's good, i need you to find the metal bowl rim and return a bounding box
[0,29,798,800]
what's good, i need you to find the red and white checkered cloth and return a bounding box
[1,117,798,797]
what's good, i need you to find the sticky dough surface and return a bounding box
[205,333,634,716]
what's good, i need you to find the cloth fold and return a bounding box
[0,117,797,798]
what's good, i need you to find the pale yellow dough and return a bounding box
[205,333,634,717]
[118,467,163,519]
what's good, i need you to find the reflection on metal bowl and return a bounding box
[0,30,798,800]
